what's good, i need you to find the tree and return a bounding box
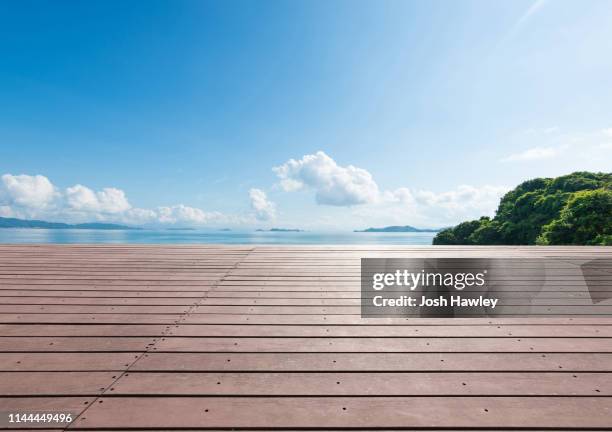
[433,171,611,245]
[537,189,612,245]
[432,218,486,245]
[469,219,504,244]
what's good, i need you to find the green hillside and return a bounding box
[433,172,612,246]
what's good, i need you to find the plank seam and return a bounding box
[63,248,255,431]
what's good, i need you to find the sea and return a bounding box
[0,229,436,245]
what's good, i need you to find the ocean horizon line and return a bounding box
[0,227,437,245]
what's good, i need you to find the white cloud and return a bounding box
[0,174,57,209]
[352,184,509,228]
[249,188,276,221]
[501,145,561,162]
[65,184,131,214]
[412,185,508,212]
[0,173,249,227]
[0,205,16,218]
[273,151,379,206]
[123,207,158,224]
[408,184,505,219]
[156,204,224,225]
[274,152,509,227]
[382,187,415,205]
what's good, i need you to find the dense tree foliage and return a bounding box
[433,172,612,246]
[537,189,612,245]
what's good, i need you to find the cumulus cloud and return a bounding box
[273,152,509,227]
[411,185,508,211]
[351,184,509,228]
[249,188,276,221]
[65,185,131,214]
[382,187,415,205]
[156,205,224,225]
[273,151,379,206]
[1,174,57,209]
[0,173,247,227]
[390,184,508,221]
[123,207,158,224]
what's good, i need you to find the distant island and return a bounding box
[256,228,304,232]
[219,228,232,231]
[165,227,196,231]
[0,216,136,230]
[434,171,611,246]
[355,225,440,233]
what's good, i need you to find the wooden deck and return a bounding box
[1,244,611,430]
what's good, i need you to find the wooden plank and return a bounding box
[132,352,612,371]
[0,290,210,297]
[0,372,117,395]
[5,313,612,325]
[0,337,156,352]
[0,429,63,431]
[28,303,612,316]
[0,325,169,337]
[183,305,612,314]
[214,282,609,290]
[0,284,215,290]
[0,305,193,313]
[0,270,229,277]
[3,323,612,337]
[0,353,140,371]
[110,371,612,395]
[171,320,612,338]
[0,314,187,324]
[1,336,609,353]
[69,396,612,429]
[195,296,601,305]
[0,263,237,268]
[151,336,612,353]
[182,315,612,324]
[205,290,595,298]
[170,324,612,337]
[0,275,224,281]
[0,297,203,305]
[0,280,217,286]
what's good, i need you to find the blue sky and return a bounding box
[1,0,611,229]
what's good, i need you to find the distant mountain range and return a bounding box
[0,216,440,234]
[0,216,136,230]
[355,225,441,233]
